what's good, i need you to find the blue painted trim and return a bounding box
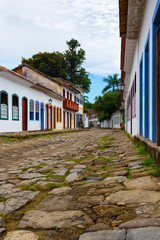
[12,94,19,121]
[139,54,143,136]
[144,31,150,139]
[35,101,39,121]
[22,96,28,131]
[152,0,160,143]
[29,99,34,121]
[40,102,44,130]
[152,0,160,24]
[0,90,9,120]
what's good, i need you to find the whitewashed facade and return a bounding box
[0,67,63,133]
[100,112,122,129]
[0,64,84,133]
[120,0,160,145]
[83,112,89,128]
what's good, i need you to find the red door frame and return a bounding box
[22,97,27,131]
[70,113,72,128]
[131,87,133,135]
[49,105,53,129]
[46,104,49,129]
[63,111,65,129]
[157,26,160,145]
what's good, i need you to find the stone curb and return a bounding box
[79,227,160,240]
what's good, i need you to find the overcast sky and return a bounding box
[0,0,120,102]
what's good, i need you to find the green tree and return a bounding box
[21,39,91,93]
[64,39,91,93]
[22,52,67,79]
[93,91,122,121]
[102,73,120,94]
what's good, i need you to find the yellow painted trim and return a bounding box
[60,108,62,123]
[56,107,59,122]
[79,107,84,110]
[53,106,56,129]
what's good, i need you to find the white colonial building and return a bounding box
[119,0,160,146]
[100,111,122,129]
[0,64,84,133]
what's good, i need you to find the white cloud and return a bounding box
[0,0,120,76]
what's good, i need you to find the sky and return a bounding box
[0,0,121,103]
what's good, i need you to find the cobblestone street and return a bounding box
[0,128,160,240]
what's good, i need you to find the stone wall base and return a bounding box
[134,135,160,163]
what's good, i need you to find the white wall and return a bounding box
[0,73,63,133]
[101,113,121,129]
[83,113,89,128]
[124,0,157,140]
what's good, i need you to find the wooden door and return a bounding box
[70,113,72,128]
[53,107,56,129]
[40,103,44,130]
[67,112,69,128]
[50,106,53,129]
[156,26,160,145]
[46,105,49,129]
[74,114,75,129]
[22,98,27,131]
[63,111,65,129]
[131,88,133,135]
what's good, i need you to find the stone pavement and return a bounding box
[0,129,160,239]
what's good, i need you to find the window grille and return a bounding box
[12,95,19,120]
[30,100,34,120]
[35,102,39,121]
[0,92,8,119]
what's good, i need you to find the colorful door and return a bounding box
[46,104,49,129]
[53,107,56,129]
[70,113,72,128]
[49,106,53,129]
[139,58,143,136]
[76,114,80,128]
[74,114,75,129]
[40,103,44,130]
[22,97,27,131]
[156,26,160,145]
[131,88,133,135]
[63,111,65,129]
[67,112,69,128]
[144,39,150,139]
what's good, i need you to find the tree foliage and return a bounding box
[21,39,91,93]
[64,39,91,93]
[22,52,67,79]
[102,73,120,94]
[93,91,122,122]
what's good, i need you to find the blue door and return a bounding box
[144,37,150,139]
[76,114,80,128]
[40,102,44,130]
[139,57,143,136]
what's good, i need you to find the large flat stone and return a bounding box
[4,230,39,240]
[19,210,93,229]
[66,172,78,182]
[35,195,72,211]
[19,173,43,180]
[124,176,160,190]
[106,190,160,204]
[0,184,20,198]
[79,230,126,240]
[104,176,126,183]
[119,218,160,229]
[52,168,67,176]
[49,186,72,195]
[126,227,160,240]
[0,198,28,214]
[73,165,86,169]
